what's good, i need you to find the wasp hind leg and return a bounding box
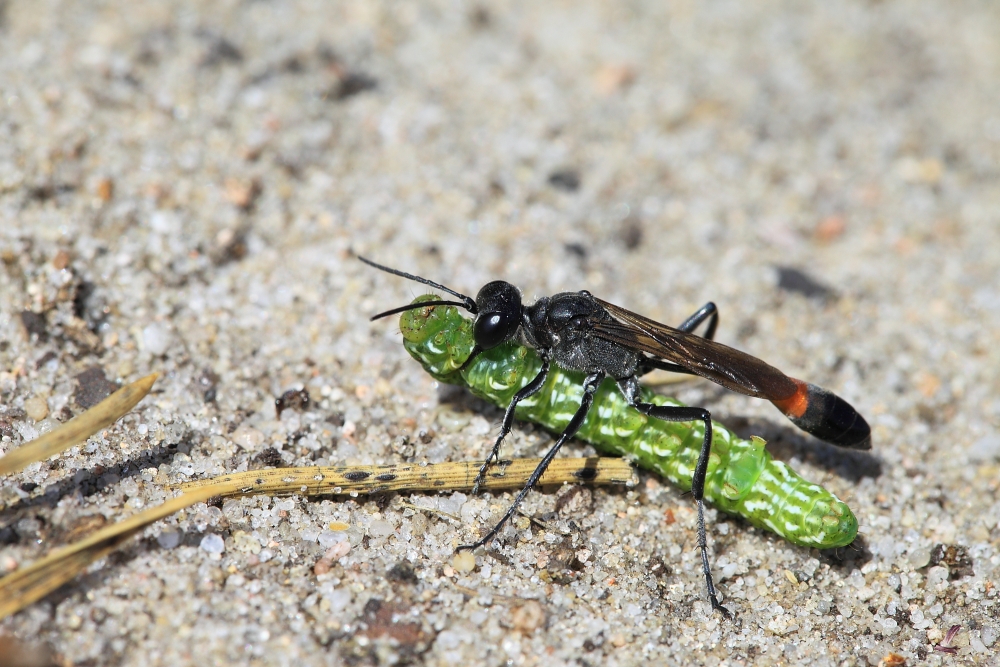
[677,301,718,338]
[618,375,732,619]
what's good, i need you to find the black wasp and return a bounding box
[360,256,871,618]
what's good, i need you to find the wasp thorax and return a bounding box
[474,281,522,349]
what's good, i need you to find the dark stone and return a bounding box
[776,266,835,301]
[275,387,311,418]
[74,367,118,409]
[19,310,48,340]
[548,169,581,192]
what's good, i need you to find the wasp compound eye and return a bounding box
[472,280,522,349]
[475,312,514,349]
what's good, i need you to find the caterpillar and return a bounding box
[398,294,858,550]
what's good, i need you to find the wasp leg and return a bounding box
[472,359,550,493]
[677,301,718,339]
[459,371,604,551]
[618,376,732,619]
[457,345,483,372]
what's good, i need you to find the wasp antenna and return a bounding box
[359,256,477,313]
[370,300,472,321]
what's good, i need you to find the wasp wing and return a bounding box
[590,298,798,400]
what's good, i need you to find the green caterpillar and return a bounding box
[399,294,857,549]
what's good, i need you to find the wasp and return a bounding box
[361,257,870,617]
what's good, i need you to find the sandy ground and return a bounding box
[2,1,1000,665]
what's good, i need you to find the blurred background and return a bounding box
[1,1,999,665]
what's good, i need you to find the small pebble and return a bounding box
[452,551,476,573]
[318,530,348,548]
[325,541,351,560]
[200,533,225,554]
[439,493,467,516]
[232,531,261,554]
[141,323,172,356]
[435,408,469,432]
[1,555,18,573]
[368,520,393,538]
[511,600,545,634]
[326,589,351,612]
[52,249,72,269]
[908,547,932,569]
[435,630,462,650]
[95,177,114,202]
[968,435,1000,462]
[117,358,133,377]
[224,177,260,209]
[231,424,265,450]
[24,396,48,421]
[157,532,181,549]
[36,418,59,434]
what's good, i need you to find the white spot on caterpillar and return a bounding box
[652,442,673,457]
[742,500,766,513]
[789,491,811,505]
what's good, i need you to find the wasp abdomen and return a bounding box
[771,379,871,450]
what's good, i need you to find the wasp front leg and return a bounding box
[460,371,605,551]
[472,359,550,493]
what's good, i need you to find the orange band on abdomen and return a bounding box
[770,378,810,418]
